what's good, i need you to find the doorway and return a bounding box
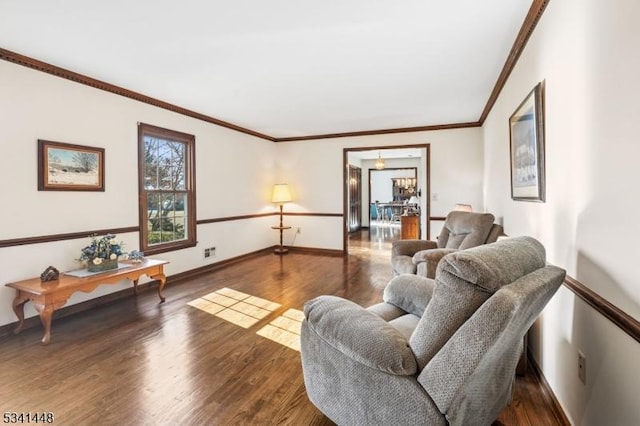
[343,144,430,254]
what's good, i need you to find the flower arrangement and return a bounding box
[79,234,124,262]
[79,234,125,272]
[128,249,145,262]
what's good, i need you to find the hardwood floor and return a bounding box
[0,226,566,425]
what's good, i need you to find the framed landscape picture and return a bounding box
[509,81,545,202]
[38,140,105,191]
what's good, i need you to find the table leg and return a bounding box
[150,273,167,303]
[12,292,29,335]
[33,304,54,345]
[133,279,139,296]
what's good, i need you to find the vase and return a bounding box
[87,257,119,273]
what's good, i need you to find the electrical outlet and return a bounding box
[296,227,301,234]
[203,246,217,260]
[578,351,586,384]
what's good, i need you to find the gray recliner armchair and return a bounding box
[301,236,565,426]
[392,211,503,279]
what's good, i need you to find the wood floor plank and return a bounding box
[0,227,565,425]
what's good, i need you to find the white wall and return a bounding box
[276,127,483,247]
[0,60,278,327]
[482,0,640,423]
[0,47,484,349]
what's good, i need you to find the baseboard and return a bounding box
[169,247,273,284]
[286,245,344,257]
[0,246,344,338]
[0,280,157,339]
[0,248,269,338]
[527,350,571,425]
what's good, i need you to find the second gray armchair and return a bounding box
[392,211,503,278]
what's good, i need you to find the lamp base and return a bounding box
[273,246,289,255]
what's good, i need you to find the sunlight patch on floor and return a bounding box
[188,288,281,329]
[256,308,305,352]
[187,289,304,352]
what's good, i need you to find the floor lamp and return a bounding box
[271,184,292,255]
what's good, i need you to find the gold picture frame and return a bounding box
[38,140,105,191]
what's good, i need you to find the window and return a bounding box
[138,123,196,255]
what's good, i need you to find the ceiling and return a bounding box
[0,1,533,139]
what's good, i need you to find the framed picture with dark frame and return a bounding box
[37,140,105,191]
[509,81,545,202]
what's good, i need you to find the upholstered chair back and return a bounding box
[486,223,505,244]
[419,263,565,424]
[436,211,496,250]
[301,235,566,426]
[409,236,547,370]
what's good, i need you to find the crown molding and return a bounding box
[478,0,550,124]
[273,121,481,142]
[0,47,276,142]
[0,1,549,141]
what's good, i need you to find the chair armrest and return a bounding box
[412,248,457,264]
[383,274,436,317]
[303,295,417,375]
[412,248,457,278]
[392,239,437,257]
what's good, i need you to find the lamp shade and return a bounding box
[453,203,473,212]
[271,184,292,203]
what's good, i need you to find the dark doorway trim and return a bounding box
[343,144,431,253]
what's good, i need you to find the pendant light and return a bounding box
[375,152,385,170]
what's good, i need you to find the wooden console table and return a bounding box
[400,214,420,239]
[5,259,168,344]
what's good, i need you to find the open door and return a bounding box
[348,165,362,232]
